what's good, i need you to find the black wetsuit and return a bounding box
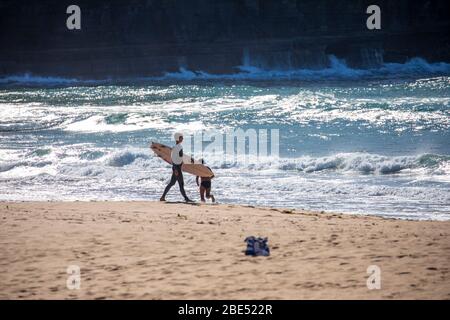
[161,148,189,201]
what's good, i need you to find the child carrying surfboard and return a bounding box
[196,159,215,203]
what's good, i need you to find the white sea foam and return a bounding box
[0,146,448,220]
[1,57,449,85]
[160,57,450,81]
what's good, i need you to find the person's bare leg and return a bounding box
[206,188,215,203]
[200,186,206,202]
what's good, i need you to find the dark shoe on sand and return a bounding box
[160,197,166,202]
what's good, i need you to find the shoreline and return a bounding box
[0,201,449,299]
[1,199,444,222]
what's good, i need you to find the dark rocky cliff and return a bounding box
[0,0,449,78]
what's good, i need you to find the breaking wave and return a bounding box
[105,150,150,167]
[0,74,105,87]
[204,152,450,177]
[162,57,450,81]
[1,147,448,178]
[1,57,449,86]
[276,153,450,176]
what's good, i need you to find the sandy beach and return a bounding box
[0,201,449,300]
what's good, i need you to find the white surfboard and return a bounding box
[150,142,214,178]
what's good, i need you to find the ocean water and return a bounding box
[0,57,449,220]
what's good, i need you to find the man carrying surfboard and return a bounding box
[160,133,193,202]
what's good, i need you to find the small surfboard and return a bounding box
[150,142,214,178]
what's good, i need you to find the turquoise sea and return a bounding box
[1,57,449,220]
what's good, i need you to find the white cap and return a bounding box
[174,132,183,142]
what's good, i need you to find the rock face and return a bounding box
[0,0,449,78]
